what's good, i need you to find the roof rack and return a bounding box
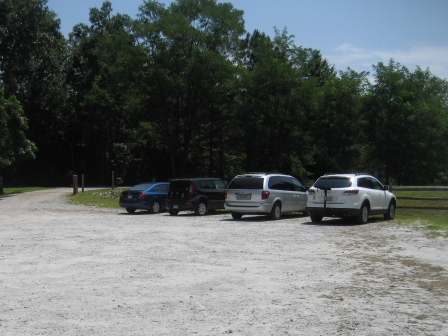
[323,172,372,176]
[242,172,280,175]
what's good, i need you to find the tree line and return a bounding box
[1,0,447,187]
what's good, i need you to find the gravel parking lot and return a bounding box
[1,188,447,335]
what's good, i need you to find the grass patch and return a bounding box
[2,187,50,195]
[394,189,448,236]
[68,188,126,209]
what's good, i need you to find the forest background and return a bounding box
[1,0,447,187]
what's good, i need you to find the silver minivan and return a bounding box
[224,173,308,220]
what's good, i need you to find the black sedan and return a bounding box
[119,182,169,214]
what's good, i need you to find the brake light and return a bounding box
[343,190,359,196]
[189,184,195,196]
[262,190,270,200]
[138,192,148,199]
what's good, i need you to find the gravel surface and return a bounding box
[1,188,447,335]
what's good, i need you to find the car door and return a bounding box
[198,179,226,210]
[282,177,307,212]
[155,183,169,205]
[367,177,388,212]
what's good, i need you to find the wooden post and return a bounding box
[82,174,85,193]
[0,176,3,195]
[73,175,78,195]
[112,171,115,189]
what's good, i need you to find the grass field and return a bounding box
[2,187,447,236]
[2,187,50,194]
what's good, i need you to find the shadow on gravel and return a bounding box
[220,214,308,223]
[118,210,168,215]
[119,211,230,217]
[303,216,387,226]
[0,193,20,200]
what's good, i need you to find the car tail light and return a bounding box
[262,190,270,200]
[343,190,359,196]
[189,183,195,196]
[138,192,148,199]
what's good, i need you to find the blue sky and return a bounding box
[47,0,448,79]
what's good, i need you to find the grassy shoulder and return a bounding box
[68,188,126,208]
[393,189,448,236]
[2,187,50,195]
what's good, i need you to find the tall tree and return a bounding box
[68,1,147,184]
[0,88,36,170]
[135,0,245,178]
[366,60,448,184]
[306,69,370,177]
[0,0,68,184]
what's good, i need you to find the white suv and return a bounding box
[225,173,308,220]
[307,173,396,224]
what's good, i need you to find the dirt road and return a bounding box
[1,189,447,335]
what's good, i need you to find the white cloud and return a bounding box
[327,44,448,80]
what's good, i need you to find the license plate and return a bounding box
[127,195,133,199]
[173,205,179,209]
[236,193,251,200]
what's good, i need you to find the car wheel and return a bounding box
[231,212,242,219]
[269,202,282,220]
[356,203,369,224]
[384,201,396,220]
[195,201,207,216]
[126,208,136,214]
[150,201,161,214]
[169,210,179,216]
[310,214,323,223]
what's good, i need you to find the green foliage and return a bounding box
[366,60,448,185]
[0,89,36,168]
[135,0,245,178]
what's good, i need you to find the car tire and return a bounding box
[169,210,179,216]
[269,202,282,220]
[356,203,369,224]
[310,214,323,223]
[195,201,207,216]
[384,201,396,220]
[231,212,242,219]
[150,201,161,214]
[126,208,136,214]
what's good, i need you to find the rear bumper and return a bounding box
[307,206,360,218]
[224,202,272,214]
[166,200,196,212]
[119,201,152,210]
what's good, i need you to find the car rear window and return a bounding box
[227,177,264,189]
[130,183,155,191]
[169,181,190,191]
[314,177,352,189]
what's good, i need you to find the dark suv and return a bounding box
[166,178,227,216]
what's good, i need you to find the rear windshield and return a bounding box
[130,183,155,191]
[227,177,264,189]
[313,177,352,189]
[169,181,190,191]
